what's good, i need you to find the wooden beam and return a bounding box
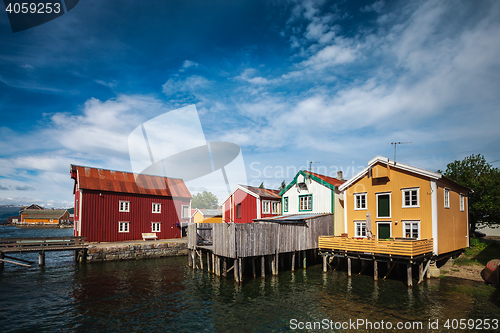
[252,257,256,278]
[374,260,378,281]
[261,256,265,279]
[39,251,45,266]
[207,252,211,273]
[223,258,227,277]
[291,252,295,272]
[234,258,239,283]
[0,252,3,270]
[383,263,396,280]
[347,258,351,277]
[188,250,192,267]
[303,250,307,270]
[323,255,327,273]
[0,258,32,267]
[407,264,413,288]
[239,258,243,283]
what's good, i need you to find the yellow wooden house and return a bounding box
[20,209,71,225]
[320,156,470,257]
[193,209,223,224]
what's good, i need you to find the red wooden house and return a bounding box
[222,185,281,223]
[70,165,192,242]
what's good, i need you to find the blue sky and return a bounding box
[0,0,499,207]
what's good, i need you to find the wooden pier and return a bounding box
[187,214,333,283]
[318,236,434,287]
[0,236,88,269]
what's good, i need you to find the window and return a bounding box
[355,221,367,238]
[354,193,367,210]
[182,205,190,219]
[236,203,241,218]
[272,201,280,214]
[444,188,450,208]
[460,194,465,211]
[262,201,270,214]
[402,188,419,208]
[152,203,161,213]
[119,201,130,212]
[403,221,420,239]
[152,222,161,232]
[376,193,391,218]
[283,197,288,212]
[299,195,312,211]
[118,222,129,233]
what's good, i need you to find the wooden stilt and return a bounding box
[347,258,351,277]
[218,256,222,277]
[192,250,197,270]
[207,252,211,273]
[275,252,279,275]
[239,258,243,283]
[234,258,239,283]
[212,253,215,274]
[374,260,378,281]
[383,262,395,280]
[271,255,276,275]
[0,252,4,270]
[198,251,204,271]
[407,264,413,288]
[261,256,265,278]
[291,252,296,272]
[418,262,423,283]
[426,260,431,279]
[303,250,307,270]
[252,257,256,278]
[323,255,327,273]
[188,250,193,267]
[223,258,227,277]
[39,251,45,266]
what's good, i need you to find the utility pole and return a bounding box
[388,142,412,165]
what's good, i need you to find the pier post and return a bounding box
[418,263,423,283]
[374,260,378,281]
[192,250,197,270]
[252,257,256,278]
[239,258,243,283]
[303,251,306,270]
[199,251,204,271]
[39,251,45,266]
[188,250,192,267]
[347,258,351,277]
[217,256,221,277]
[212,253,215,274]
[323,255,327,273]
[0,252,4,270]
[275,252,279,275]
[407,264,413,288]
[234,258,239,283]
[261,256,265,278]
[223,258,227,277]
[291,252,296,272]
[271,256,276,275]
[207,252,211,273]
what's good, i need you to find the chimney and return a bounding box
[337,171,344,181]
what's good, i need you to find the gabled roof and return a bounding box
[196,209,222,217]
[22,209,68,219]
[338,156,470,192]
[279,170,345,196]
[70,165,192,198]
[222,184,280,204]
[21,204,44,210]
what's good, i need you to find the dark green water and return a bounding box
[0,226,499,332]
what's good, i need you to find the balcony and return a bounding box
[318,236,433,258]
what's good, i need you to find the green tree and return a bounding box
[278,180,287,192]
[191,191,219,209]
[259,182,264,189]
[442,154,500,232]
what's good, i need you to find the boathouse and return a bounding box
[192,209,223,223]
[222,185,281,223]
[19,209,70,226]
[318,156,470,286]
[70,165,192,242]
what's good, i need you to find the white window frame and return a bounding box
[444,188,450,209]
[402,220,420,239]
[152,203,161,214]
[118,221,129,233]
[460,194,465,211]
[354,193,367,210]
[181,205,190,219]
[376,192,391,219]
[119,201,130,212]
[299,195,312,211]
[354,221,367,238]
[262,201,271,214]
[271,201,280,214]
[401,187,419,208]
[151,222,161,232]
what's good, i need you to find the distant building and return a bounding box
[222,185,281,223]
[19,209,70,225]
[193,209,223,223]
[70,165,192,242]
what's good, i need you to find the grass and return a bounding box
[454,238,500,266]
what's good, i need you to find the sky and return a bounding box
[0,0,499,208]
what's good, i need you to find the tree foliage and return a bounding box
[258,182,264,189]
[191,191,219,209]
[442,154,500,229]
[279,180,287,192]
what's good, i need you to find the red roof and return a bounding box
[71,165,192,198]
[241,185,281,199]
[304,171,345,187]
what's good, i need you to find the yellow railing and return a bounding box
[318,236,433,257]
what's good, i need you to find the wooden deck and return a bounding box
[318,236,433,258]
[0,237,87,253]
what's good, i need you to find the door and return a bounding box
[378,223,391,240]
